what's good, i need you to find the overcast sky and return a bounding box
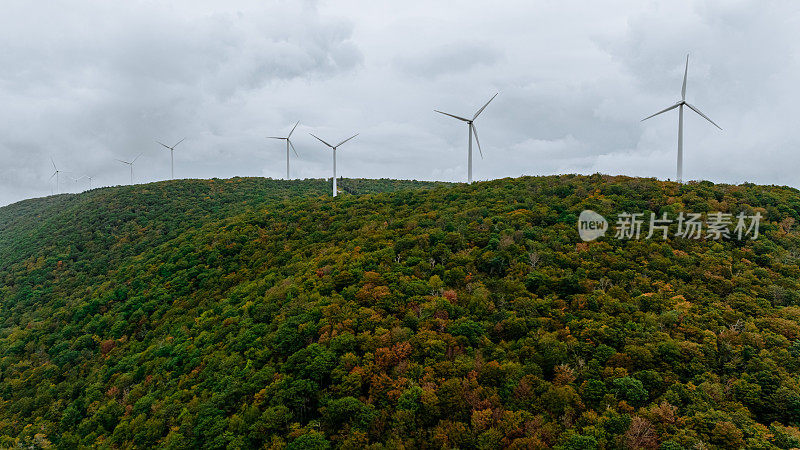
[1,0,798,206]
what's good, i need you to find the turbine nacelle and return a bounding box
[309,131,358,197]
[157,138,185,180]
[268,121,301,157]
[435,93,498,183]
[269,122,302,180]
[47,158,71,194]
[641,54,722,183]
[116,153,142,185]
[309,132,358,150]
[157,138,185,152]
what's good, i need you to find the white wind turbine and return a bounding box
[116,153,142,185]
[642,54,722,183]
[76,175,93,190]
[68,175,82,192]
[309,132,358,197]
[267,121,300,180]
[49,158,69,194]
[435,93,498,184]
[156,138,185,180]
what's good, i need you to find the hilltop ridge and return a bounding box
[0,177,448,270]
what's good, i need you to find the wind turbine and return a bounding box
[267,121,300,180]
[435,93,498,184]
[49,158,68,194]
[68,175,82,192]
[156,138,185,180]
[76,175,93,190]
[116,153,142,185]
[309,132,358,197]
[642,54,722,183]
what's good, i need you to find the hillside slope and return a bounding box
[0,177,446,272]
[2,175,800,448]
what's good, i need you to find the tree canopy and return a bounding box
[2,174,800,448]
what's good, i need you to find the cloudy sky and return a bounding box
[1,0,798,206]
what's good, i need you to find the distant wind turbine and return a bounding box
[309,132,358,197]
[68,175,81,192]
[49,158,68,194]
[642,54,722,184]
[116,153,142,185]
[76,175,93,190]
[156,138,185,180]
[267,121,300,180]
[435,93,498,184]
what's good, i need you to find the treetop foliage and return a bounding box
[2,174,800,448]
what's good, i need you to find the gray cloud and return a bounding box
[394,42,503,78]
[1,0,800,205]
[0,0,362,204]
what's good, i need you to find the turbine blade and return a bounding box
[50,157,57,171]
[471,123,484,159]
[132,153,142,163]
[681,54,689,101]
[156,140,171,149]
[266,137,286,140]
[335,133,358,148]
[288,139,299,157]
[309,133,334,148]
[173,138,185,148]
[641,103,681,121]
[685,103,722,130]
[472,92,498,120]
[115,159,129,164]
[49,172,56,181]
[434,110,470,122]
[288,121,300,139]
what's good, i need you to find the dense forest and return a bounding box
[2,174,800,449]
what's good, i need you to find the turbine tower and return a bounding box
[435,93,498,184]
[76,175,93,190]
[267,121,300,180]
[48,158,67,194]
[642,54,722,183]
[156,138,185,180]
[116,153,142,185]
[68,175,81,192]
[309,132,358,197]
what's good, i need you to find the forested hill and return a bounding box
[0,177,447,272]
[3,175,800,448]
